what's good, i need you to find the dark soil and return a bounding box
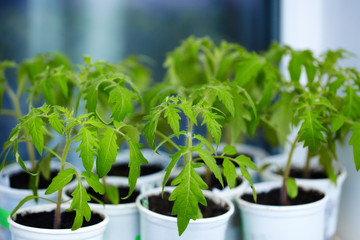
[241,187,325,206]
[14,210,103,229]
[66,186,140,204]
[9,170,59,189]
[275,167,328,179]
[107,163,163,177]
[165,171,242,190]
[147,191,229,218]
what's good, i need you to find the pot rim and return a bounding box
[136,187,234,224]
[235,181,328,212]
[8,204,109,234]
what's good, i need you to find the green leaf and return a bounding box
[331,114,346,132]
[49,111,64,134]
[76,127,99,172]
[179,100,197,125]
[83,56,92,65]
[195,148,223,187]
[68,182,91,230]
[341,86,360,120]
[81,171,105,195]
[233,155,258,171]
[162,148,187,191]
[288,51,304,82]
[96,128,119,178]
[26,114,46,155]
[84,85,98,113]
[235,53,265,86]
[223,145,237,156]
[164,106,181,137]
[349,123,360,171]
[214,86,235,116]
[126,140,148,198]
[201,110,223,146]
[193,134,215,154]
[286,178,298,199]
[122,125,140,142]
[143,107,162,149]
[169,162,207,236]
[223,158,237,189]
[298,111,328,153]
[45,168,75,195]
[105,185,119,205]
[319,145,337,184]
[109,86,135,121]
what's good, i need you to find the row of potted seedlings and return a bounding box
[0,37,359,240]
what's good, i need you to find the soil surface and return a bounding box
[241,187,325,206]
[147,191,229,218]
[275,167,328,179]
[66,186,140,204]
[9,170,59,189]
[107,163,163,177]
[14,210,103,229]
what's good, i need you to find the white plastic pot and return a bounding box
[107,149,169,190]
[64,177,142,240]
[136,187,234,240]
[236,181,328,240]
[8,204,108,240]
[260,151,347,240]
[0,161,60,240]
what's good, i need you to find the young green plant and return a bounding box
[1,103,146,230]
[143,96,257,236]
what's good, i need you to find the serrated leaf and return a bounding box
[179,100,197,125]
[233,155,258,171]
[105,185,119,205]
[169,162,207,236]
[201,110,223,146]
[45,168,75,195]
[96,128,119,178]
[49,111,63,134]
[163,148,187,191]
[68,182,91,230]
[223,158,237,189]
[341,86,360,120]
[109,86,135,121]
[298,111,328,153]
[193,134,215,154]
[195,148,223,187]
[288,51,304,82]
[214,86,235,116]
[84,85,98,113]
[81,171,105,195]
[223,145,237,156]
[26,114,46,155]
[76,127,99,172]
[122,125,140,142]
[286,178,298,199]
[143,108,162,149]
[126,140,148,198]
[164,106,181,137]
[235,53,265,86]
[349,123,360,171]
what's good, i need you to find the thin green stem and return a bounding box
[42,146,62,162]
[3,83,37,171]
[54,133,71,229]
[281,134,301,205]
[0,109,17,117]
[155,130,181,151]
